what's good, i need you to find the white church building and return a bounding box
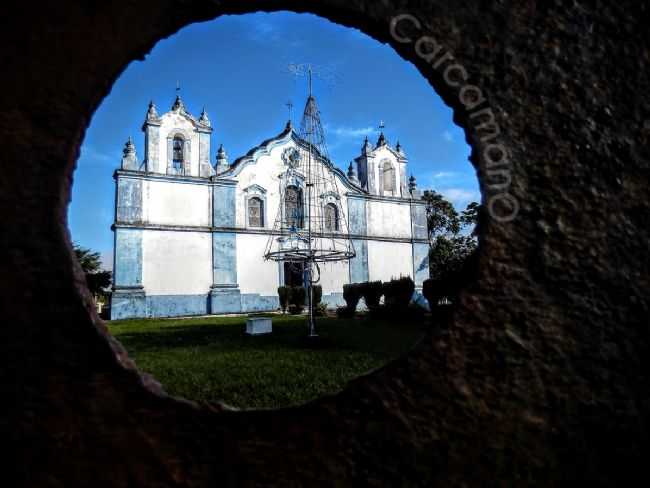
[110,95,429,319]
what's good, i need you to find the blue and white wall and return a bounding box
[111,104,428,319]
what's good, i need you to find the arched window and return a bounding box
[248,197,264,227]
[285,186,303,229]
[324,203,339,232]
[383,161,395,193]
[172,136,184,170]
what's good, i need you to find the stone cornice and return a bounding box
[112,222,428,244]
[347,192,425,206]
[114,169,237,186]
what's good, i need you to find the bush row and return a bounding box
[422,249,478,309]
[340,277,415,317]
[277,285,322,315]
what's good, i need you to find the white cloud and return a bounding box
[438,187,481,210]
[326,124,376,139]
[79,144,113,164]
[248,20,282,43]
[432,171,457,179]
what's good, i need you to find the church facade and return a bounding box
[110,96,429,319]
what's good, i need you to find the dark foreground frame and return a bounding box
[1,1,649,486]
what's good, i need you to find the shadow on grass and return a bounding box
[112,315,424,357]
[108,315,426,408]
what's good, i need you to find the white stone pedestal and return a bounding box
[246,317,272,335]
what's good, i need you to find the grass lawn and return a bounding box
[109,314,424,409]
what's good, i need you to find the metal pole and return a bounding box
[307,66,317,338]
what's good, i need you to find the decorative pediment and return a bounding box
[161,107,212,133]
[243,184,267,195]
[319,191,341,201]
[278,171,306,190]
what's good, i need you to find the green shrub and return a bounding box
[336,305,355,318]
[383,276,415,313]
[422,278,443,309]
[288,286,306,314]
[343,283,362,312]
[423,249,479,308]
[277,286,289,313]
[361,281,383,310]
[315,303,328,316]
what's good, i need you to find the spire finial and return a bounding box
[199,107,210,126]
[408,174,417,196]
[123,136,135,155]
[121,136,139,170]
[376,120,387,147]
[308,64,313,98]
[215,143,229,175]
[347,161,359,184]
[362,135,373,155]
[145,100,159,122]
[172,82,185,112]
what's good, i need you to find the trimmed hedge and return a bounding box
[288,286,306,314]
[343,283,362,313]
[277,286,289,313]
[361,280,383,310]
[383,276,415,313]
[423,249,479,309]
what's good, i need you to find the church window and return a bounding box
[324,203,339,232]
[248,197,264,227]
[285,186,303,229]
[172,136,184,170]
[383,161,395,193]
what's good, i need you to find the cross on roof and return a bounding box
[286,100,294,121]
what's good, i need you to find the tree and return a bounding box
[421,191,480,282]
[422,190,460,237]
[73,244,112,297]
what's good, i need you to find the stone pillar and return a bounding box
[347,196,369,283]
[183,138,191,176]
[198,130,214,178]
[349,239,369,284]
[410,200,429,289]
[210,181,241,313]
[111,173,146,319]
[111,228,146,319]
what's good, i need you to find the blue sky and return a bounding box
[68,11,477,270]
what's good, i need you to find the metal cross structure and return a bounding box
[265,64,355,337]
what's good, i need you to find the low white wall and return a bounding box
[142,230,212,295]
